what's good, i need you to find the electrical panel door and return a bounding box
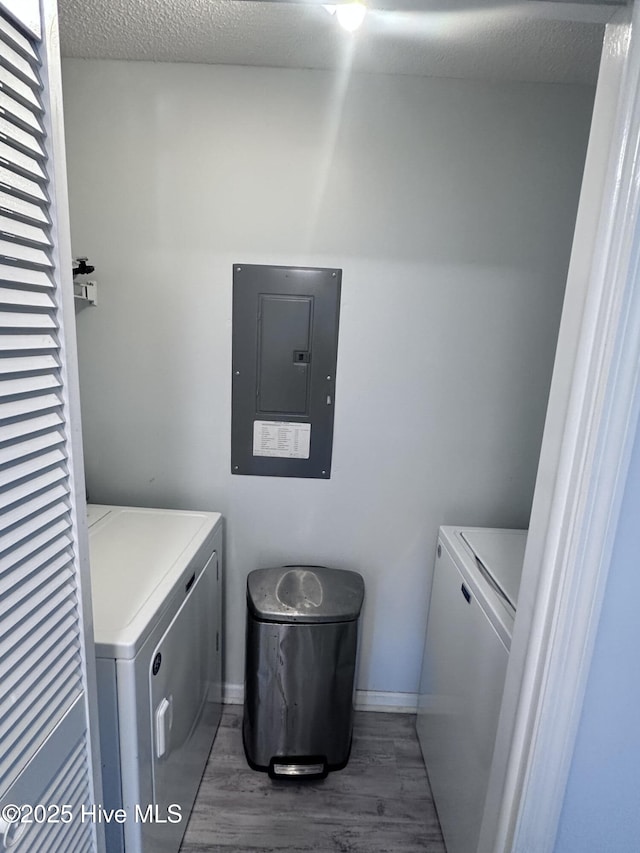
[232,264,341,478]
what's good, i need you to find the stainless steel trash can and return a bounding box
[243,565,365,779]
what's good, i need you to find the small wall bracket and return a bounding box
[73,279,98,307]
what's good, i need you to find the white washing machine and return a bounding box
[87,504,223,853]
[416,526,527,853]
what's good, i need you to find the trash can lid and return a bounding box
[247,565,365,624]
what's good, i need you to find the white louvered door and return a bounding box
[0,2,102,852]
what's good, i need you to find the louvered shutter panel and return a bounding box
[0,4,99,851]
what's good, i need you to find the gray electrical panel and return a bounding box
[231,264,341,478]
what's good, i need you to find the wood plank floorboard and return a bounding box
[180,705,446,853]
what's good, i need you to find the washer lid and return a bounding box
[460,528,527,611]
[88,504,221,659]
[247,565,364,623]
[87,504,111,527]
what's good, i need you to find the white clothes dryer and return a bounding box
[87,505,223,853]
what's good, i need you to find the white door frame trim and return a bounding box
[484,6,640,852]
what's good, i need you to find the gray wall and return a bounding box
[62,59,594,694]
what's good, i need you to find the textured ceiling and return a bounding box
[57,0,610,85]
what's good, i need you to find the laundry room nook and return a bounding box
[4,1,640,852]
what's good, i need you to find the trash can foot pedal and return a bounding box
[269,756,327,780]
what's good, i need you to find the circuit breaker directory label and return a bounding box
[253,421,311,459]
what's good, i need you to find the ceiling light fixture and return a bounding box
[324,2,367,33]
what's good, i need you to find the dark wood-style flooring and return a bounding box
[180,704,446,853]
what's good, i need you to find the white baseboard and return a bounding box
[223,683,417,714]
[223,682,244,705]
[355,690,417,714]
